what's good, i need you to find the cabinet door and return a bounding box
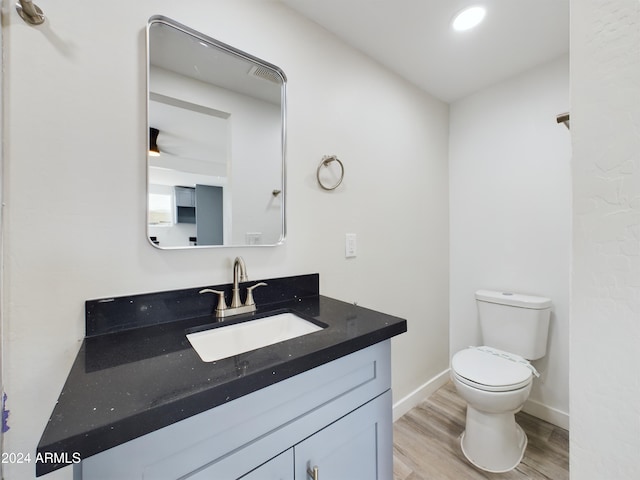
[294,390,392,480]
[195,184,223,245]
[175,186,195,207]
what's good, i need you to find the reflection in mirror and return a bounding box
[146,16,286,248]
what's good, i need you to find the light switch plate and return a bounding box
[246,232,262,245]
[345,233,357,258]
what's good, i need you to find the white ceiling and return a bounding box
[279,0,569,103]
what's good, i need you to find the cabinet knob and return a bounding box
[307,465,319,480]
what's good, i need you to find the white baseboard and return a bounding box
[523,398,570,430]
[392,368,450,422]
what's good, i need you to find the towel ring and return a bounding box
[16,0,45,25]
[316,155,344,191]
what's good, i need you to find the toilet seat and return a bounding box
[452,347,533,392]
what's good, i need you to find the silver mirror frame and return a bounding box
[146,15,287,249]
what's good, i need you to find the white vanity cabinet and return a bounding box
[77,341,393,480]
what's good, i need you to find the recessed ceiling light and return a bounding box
[452,5,486,32]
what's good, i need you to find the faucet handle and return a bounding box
[244,282,267,307]
[199,289,227,317]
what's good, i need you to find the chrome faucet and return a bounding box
[199,256,267,319]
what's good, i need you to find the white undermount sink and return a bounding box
[186,312,324,362]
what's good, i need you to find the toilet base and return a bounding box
[459,405,528,473]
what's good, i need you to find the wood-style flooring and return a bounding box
[393,382,569,480]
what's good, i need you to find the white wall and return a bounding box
[449,56,571,428]
[1,1,449,478]
[570,1,640,479]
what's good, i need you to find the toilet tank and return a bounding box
[476,290,551,360]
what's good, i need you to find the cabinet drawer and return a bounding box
[185,448,293,480]
[175,392,391,480]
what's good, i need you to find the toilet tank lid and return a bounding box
[475,290,551,309]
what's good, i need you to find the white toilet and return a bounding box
[451,289,551,473]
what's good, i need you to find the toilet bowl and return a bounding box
[451,346,535,473]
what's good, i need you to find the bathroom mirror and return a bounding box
[146,16,286,248]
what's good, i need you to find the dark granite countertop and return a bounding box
[36,274,407,476]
